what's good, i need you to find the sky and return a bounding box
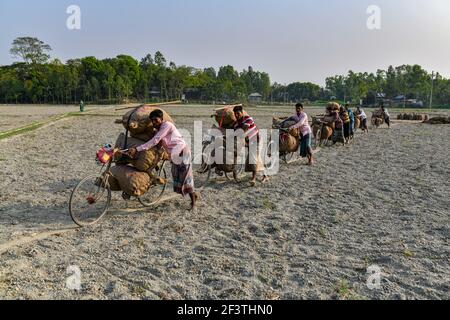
[0,0,449,85]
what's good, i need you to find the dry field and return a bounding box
[0,104,449,300]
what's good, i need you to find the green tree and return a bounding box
[10,37,52,65]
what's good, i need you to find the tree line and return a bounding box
[0,37,449,107]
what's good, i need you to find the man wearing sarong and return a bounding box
[356,106,369,133]
[339,106,351,144]
[128,109,198,209]
[233,105,268,186]
[321,103,340,145]
[381,105,391,128]
[345,104,355,138]
[286,103,314,165]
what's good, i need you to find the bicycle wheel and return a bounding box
[138,163,168,207]
[69,174,111,227]
[283,152,296,164]
[193,164,211,190]
[192,143,212,190]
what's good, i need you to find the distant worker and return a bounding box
[79,100,85,113]
[286,103,314,165]
[381,104,391,128]
[339,106,351,144]
[345,104,355,139]
[356,106,369,133]
[233,105,269,186]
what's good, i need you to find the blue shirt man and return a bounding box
[345,105,355,131]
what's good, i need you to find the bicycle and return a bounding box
[69,147,167,227]
[192,132,245,189]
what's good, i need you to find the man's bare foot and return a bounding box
[250,180,256,187]
[189,192,199,210]
[261,176,269,183]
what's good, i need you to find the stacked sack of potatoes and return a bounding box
[272,117,299,153]
[105,105,173,197]
[212,105,248,129]
[208,105,249,173]
[397,113,429,121]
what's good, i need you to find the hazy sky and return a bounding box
[1,0,449,85]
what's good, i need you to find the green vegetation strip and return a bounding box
[0,112,74,140]
[0,109,126,140]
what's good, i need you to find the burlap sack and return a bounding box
[104,173,122,191]
[213,106,248,129]
[424,117,450,124]
[95,172,122,191]
[327,102,340,111]
[115,133,169,172]
[272,117,297,129]
[209,135,242,173]
[373,117,383,127]
[130,131,155,142]
[280,133,299,153]
[121,105,174,136]
[110,165,151,197]
[373,110,384,118]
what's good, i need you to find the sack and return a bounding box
[115,133,169,172]
[104,173,122,191]
[95,172,122,192]
[209,135,241,173]
[372,110,384,117]
[110,165,151,197]
[280,133,299,153]
[272,117,297,129]
[121,105,174,136]
[327,102,340,111]
[213,106,248,129]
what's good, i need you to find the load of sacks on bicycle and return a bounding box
[99,102,390,210]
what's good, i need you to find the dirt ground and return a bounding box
[0,104,449,300]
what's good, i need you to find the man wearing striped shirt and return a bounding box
[233,105,268,186]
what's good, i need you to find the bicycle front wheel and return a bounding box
[69,174,111,227]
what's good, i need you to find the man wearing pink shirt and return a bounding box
[285,103,314,165]
[128,109,198,209]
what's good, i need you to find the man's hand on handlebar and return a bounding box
[127,147,138,159]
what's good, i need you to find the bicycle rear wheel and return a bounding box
[283,152,296,164]
[192,144,212,190]
[69,174,111,227]
[138,163,168,207]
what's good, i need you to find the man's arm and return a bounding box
[289,114,306,130]
[136,123,171,152]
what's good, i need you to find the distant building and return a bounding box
[393,95,424,108]
[248,93,263,104]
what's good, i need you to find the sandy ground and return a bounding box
[0,105,449,300]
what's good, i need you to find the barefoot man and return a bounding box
[128,109,198,209]
[233,105,269,186]
[285,103,315,165]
